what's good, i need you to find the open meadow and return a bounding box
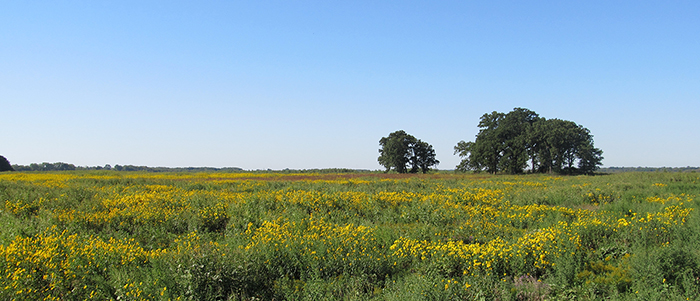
[1,171,700,300]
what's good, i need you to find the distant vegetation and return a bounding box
[12,162,77,171]
[10,162,244,172]
[600,167,700,173]
[8,161,375,173]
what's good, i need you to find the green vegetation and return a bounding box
[11,162,245,172]
[601,167,700,173]
[1,171,699,300]
[455,108,604,175]
[0,155,14,172]
[378,130,439,173]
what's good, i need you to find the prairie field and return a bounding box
[1,171,699,300]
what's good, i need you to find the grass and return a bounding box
[0,171,699,300]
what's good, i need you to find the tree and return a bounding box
[379,131,439,173]
[527,118,553,173]
[455,108,603,175]
[454,141,478,172]
[411,140,439,174]
[538,119,603,174]
[498,108,539,174]
[0,155,14,172]
[577,141,604,175]
[466,111,506,173]
[455,108,540,174]
[378,130,414,173]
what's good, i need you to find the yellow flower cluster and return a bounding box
[389,220,582,277]
[199,202,230,232]
[646,194,691,205]
[244,217,385,277]
[5,198,45,217]
[53,184,196,227]
[0,226,164,300]
[0,173,76,188]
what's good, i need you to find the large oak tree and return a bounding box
[379,131,439,173]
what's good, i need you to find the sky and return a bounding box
[2,1,699,170]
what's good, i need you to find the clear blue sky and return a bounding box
[2,1,699,170]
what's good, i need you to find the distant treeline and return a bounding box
[9,162,371,173]
[11,162,244,172]
[599,166,700,173]
[12,162,78,171]
[261,168,373,173]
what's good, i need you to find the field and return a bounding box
[1,171,699,300]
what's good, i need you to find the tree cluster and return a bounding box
[0,155,14,172]
[12,162,77,171]
[454,108,603,175]
[378,130,439,173]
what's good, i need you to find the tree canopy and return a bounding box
[11,162,77,171]
[378,130,439,173]
[0,155,14,172]
[454,108,603,175]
